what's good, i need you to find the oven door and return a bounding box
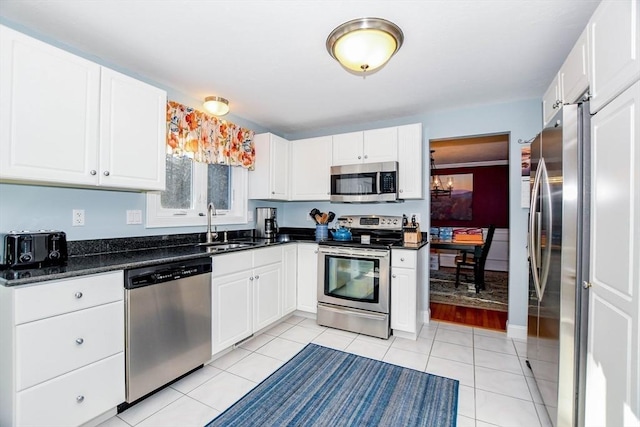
[317,246,390,313]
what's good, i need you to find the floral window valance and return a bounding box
[166,100,256,170]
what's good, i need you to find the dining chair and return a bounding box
[455,225,496,293]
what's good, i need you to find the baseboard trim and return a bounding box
[507,322,527,340]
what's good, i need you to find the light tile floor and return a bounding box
[99,316,553,427]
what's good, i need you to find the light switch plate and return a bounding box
[126,210,143,225]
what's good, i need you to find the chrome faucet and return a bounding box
[206,202,218,243]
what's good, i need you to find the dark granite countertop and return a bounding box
[0,228,426,287]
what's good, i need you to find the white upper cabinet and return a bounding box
[560,27,590,105]
[249,133,290,200]
[290,135,332,200]
[332,127,397,165]
[589,0,640,113]
[99,68,167,190]
[0,25,167,191]
[542,74,562,126]
[0,25,101,186]
[397,123,423,199]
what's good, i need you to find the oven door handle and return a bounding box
[318,248,389,258]
[318,303,387,320]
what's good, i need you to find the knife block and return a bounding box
[403,225,422,244]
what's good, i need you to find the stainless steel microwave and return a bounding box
[330,161,399,202]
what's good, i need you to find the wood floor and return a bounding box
[430,302,508,331]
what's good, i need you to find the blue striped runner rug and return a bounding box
[205,343,458,427]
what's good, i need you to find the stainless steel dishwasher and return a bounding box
[124,258,212,404]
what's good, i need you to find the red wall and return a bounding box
[431,165,509,228]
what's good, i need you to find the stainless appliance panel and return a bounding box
[330,161,399,202]
[125,260,212,403]
[317,246,390,314]
[527,103,590,427]
[255,207,277,241]
[317,303,389,339]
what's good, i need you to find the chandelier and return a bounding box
[430,150,453,198]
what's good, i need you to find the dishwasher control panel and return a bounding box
[125,258,212,289]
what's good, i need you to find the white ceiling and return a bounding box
[0,0,600,137]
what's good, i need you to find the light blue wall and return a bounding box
[283,99,541,332]
[0,19,540,332]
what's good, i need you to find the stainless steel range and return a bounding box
[316,215,403,339]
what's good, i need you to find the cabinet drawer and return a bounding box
[16,301,124,391]
[211,251,252,277]
[15,271,123,324]
[392,250,417,268]
[16,352,124,427]
[253,246,282,267]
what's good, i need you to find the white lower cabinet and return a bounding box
[16,353,124,427]
[282,244,298,315]
[0,271,125,427]
[296,243,319,313]
[211,246,283,355]
[391,247,426,340]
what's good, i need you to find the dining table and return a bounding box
[429,238,485,292]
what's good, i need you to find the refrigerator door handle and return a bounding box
[529,160,544,301]
[539,159,553,299]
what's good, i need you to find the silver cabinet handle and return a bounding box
[103,171,110,176]
[74,292,83,299]
[75,338,84,345]
[400,257,405,261]
[357,155,361,159]
[364,155,368,159]
[254,275,259,279]
[90,170,97,176]
[249,276,254,281]
[76,395,84,403]
[392,274,397,278]
[399,189,403,193]
[314,250,318,254]
[271,191,275,194]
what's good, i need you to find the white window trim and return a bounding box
[146,162,248,228]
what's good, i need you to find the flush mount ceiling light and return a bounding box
[203,96,230,116]
[326,17,404,76]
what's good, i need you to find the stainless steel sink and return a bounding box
[197,241,259,252]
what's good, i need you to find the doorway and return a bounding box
[427,133,510,330]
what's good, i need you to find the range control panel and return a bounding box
[336,215,403,230]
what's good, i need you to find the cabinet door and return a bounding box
[290,136,332,200]
[363,127,398,163]
[296,243,319,313]
[397,123,423,199]
[332,131,364,165]
[253,263,282,331]
[390,267,416,333]
[560,27,589,104]
[585,81,639,426]
[16,353,124,427]
[212,271,252,354]
[0,25,100,186]
[270,134,290,199]
[542,74,562,126]
[589,0,640,113]
[282,245,298,315]
[99,68,166,190]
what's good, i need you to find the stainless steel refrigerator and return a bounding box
[527,102,590,427]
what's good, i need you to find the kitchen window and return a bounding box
[146,155,248,227]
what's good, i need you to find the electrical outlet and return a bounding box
[72,209,85,226]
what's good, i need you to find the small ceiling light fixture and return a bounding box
[326,17,404,76]
[203,96,230,116]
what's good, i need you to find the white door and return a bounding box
[290,136,332,200]
[332,131,363,165]
[269,134,290,199]
[363,127,398,163]
[585,82,639,426]
[99,68,166,190]
[253,263,282,331]
[297,243,319,313]
[282,245,298,315]
[0,25,100,186]
[212,271,252,354]
[397,123,423,199]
